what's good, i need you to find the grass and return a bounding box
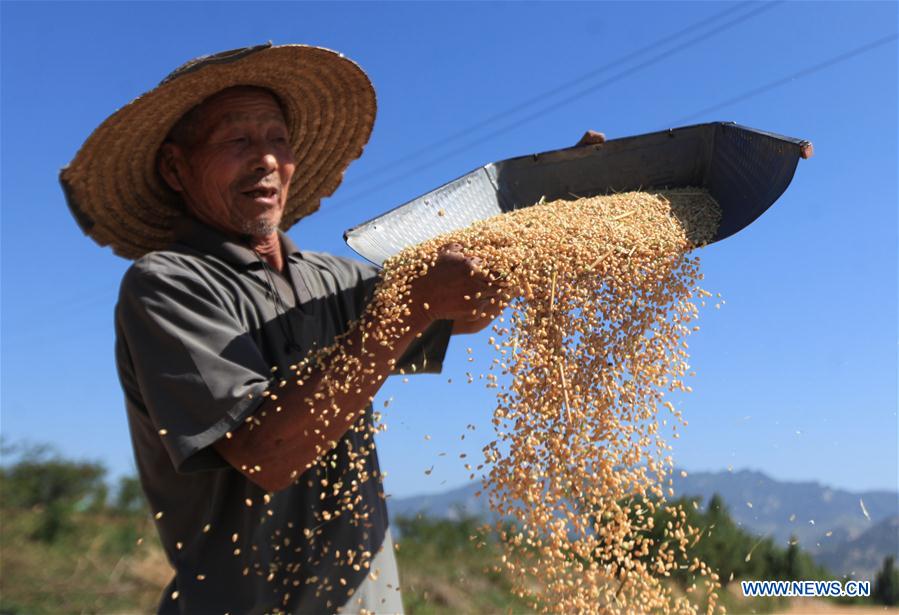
[0,508,529,615]
[0,507,169,614]
[393,515,532,614]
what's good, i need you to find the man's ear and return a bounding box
[157,143,186,193]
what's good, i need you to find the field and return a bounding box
[2,506,896,615]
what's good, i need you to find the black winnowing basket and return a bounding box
[344,122,812,265]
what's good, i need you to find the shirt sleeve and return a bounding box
[314,254,453,375]
[115,257,271,473]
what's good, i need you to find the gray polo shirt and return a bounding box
[115,217,451,615]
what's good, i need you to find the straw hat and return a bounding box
[60,43,377,259]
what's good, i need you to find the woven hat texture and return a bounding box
[60,43,377,259]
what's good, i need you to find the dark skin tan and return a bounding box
[159,86,599,492]
[158,87,294,271]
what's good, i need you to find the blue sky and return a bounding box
[1,1,896,499]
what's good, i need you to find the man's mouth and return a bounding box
[241,185,280,203]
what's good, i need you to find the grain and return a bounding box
[371,189,721,613]
[249,188,722,612]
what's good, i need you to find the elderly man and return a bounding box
[62,43,602,614]
[61,43,508,615]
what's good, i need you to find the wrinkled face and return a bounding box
[161,87,296,238]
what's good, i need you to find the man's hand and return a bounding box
[450,299,504,335]
[575,130,606,147]
[410,243,505,328]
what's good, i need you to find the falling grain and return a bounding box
[368,188,721,613]
[253,188,721,614]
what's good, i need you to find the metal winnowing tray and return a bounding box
[343,122,813,266]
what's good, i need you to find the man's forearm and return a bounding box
[215,306,433,491]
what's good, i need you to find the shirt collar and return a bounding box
[280,230,303,261]
[172,216,303,268]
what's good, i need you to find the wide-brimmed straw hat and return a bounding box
[60,43,377,259]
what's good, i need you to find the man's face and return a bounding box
[161,87,296,238]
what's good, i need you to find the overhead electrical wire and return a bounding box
[346,1,759,189]
[320,1,783,218]
[666,32,897,126]
[323,27,895,224]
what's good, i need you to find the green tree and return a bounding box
[0,450,107,509]
[113,475,148,515]
[699,493,756,581]
[0,444,108,542]
[873,556,899,606]
[784,535,801,579]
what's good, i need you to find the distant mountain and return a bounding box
[389,481,487,521]
[387,468,899,576]
[672,469,897,548]
[814,515,899,578]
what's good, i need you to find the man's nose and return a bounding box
[246,138,279,173]
[253,151,278,174]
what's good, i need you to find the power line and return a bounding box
[666,32,898,125]
[327,28,894,227]
[321,1,782,218]
[346,1,756,189]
